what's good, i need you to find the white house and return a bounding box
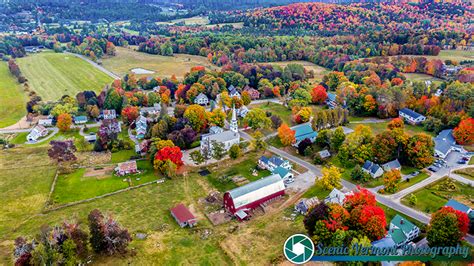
[136,115,147,139]
[434,129,464,159]
[38,119,53,127]
[324,188,352,205]
[27,125,48,142]
[140,103,161,116]
[387,215,420,248]
[258,155,292,171]
[228,85,241,98]
[103,109,117,120]
[399,108,426,125]
[362,160,384,178]
[200,107,240,156]
[237,106,249,118]
[194,93,209,105]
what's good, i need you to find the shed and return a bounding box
[170,204,197,228]
[74,116,88,124]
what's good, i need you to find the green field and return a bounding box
[0,63,27,128]
[250,102,292,126]
[401,177,474,214]
[17,51,113,101]
[347,121,435,137]
[403,73,444,83]
[454,167,474,181]
[264,60,330,82]
[101,47,220,79]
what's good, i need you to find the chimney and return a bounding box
[400,219,404,225]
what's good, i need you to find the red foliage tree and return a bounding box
[311,85,328,104]
[453,118,474,145]
[154,146,183,166]
[343,187,376,211]
[387,117,404,130]
[121,106,139,125]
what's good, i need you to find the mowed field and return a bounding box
[101,47,221,79]
[17,51,113,101]
[428,49,474,62]
[0,63,26,128]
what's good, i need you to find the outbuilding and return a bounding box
[223,174,285,218]
[170,203,197,228]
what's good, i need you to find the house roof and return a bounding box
[445,199,471,213]
[273,166,290,179]
[434,129,457,155]
[140,104,161,113]
[327,92,336,102]
[195,93,208,101]
[391,214,417,235]
[291,123,318,142]
[204,130,239,143]
[170,203,196,223]
[399,108,424,119]
[319,149,331,158]
[382,159,401,171]
[209,126,224,134]
[103,109,116,116]
[269,156,285,166]
[117,160,137,172]
[325,188,347,204]
[228,174,282,199]
[259,156,269,164]
[372,236,396,248]
[362,160,382,175]
[388,228,407,245]
[74,116,88,122]
[296,197,319,213]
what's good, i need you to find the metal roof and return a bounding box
[382,159,401,171]
[399,108,424,119]
[228,174,282,199]
[204,130,239,143]
[170,203,196,223]
[445,199,471,213]
[291,123,318,141]
[391,214,417,235]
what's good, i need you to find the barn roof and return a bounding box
[228,174,282,199]
[445,199,471,213]
[170,203,196,223]
[399,108,424,119]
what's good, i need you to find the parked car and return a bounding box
[428,166,439,172]
[457,160,467,164]
[284,178,295,184]
[411,171,420,176]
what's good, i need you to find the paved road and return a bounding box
[451,173,474,186]
[65,52,120,79]
[240,129,474,245]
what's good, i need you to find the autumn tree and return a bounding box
[382,170,401,194]
[387,118,404,130]
[57,113,72,132]
[208,108,226,127]
[453,118,474,145]
[252,131,267,152]
[121,106,139,125]
[48,140,77,162]
[311,85,328,104]
[184,104,208,132]
[88,209,131,255]
[403,133,434,168]
[229,144,241,159]
[427,207,469,247]
[278,123,296,146]
[243,108,271,130]
[330,127,346,152]
[189,150,205,166]
[320,166,341,190]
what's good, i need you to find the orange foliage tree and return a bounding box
[57,113,72,132]
[453,118,474,145]
[277,123,296,146]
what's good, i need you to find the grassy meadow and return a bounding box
[101,47,220,79]
[0,63,27,128]
[264,60,330,82]
[17,51,113,101]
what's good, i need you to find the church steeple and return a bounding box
[230,105,238,133]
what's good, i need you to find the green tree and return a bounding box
[229,144,241,159]
[211,141,226,160]
[409,194,417,206]
[330,127,346,152]
[190,150,205,166]
[103,89,123,113]
[252,131,267,152]
[243,108,271,130]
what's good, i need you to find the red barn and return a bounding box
[223,174,285,220]
[170,203,197,228]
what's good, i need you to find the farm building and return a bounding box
[115,160,138,176]
[170,203,197,228]
[318,149,331,159]
[258,155,292,171]
[223,174,285,220]
[38,119,53,127]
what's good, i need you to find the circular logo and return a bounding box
[283,234,315,264]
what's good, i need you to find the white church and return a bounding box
[200,106,240,156]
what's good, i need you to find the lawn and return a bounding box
[302,182,332,199]
[111,149,137,163]
[52,160,159,204]
[347,121,435,137]
[203,152,272,192]
[377,203,425,231]
[403,73,444,83]
[0,62,26,128]
[17,51,113,101]
[396,172,430,192]
[250,102,292,126]
[101,46,220,79]
[401,177,474,214]
[454,167,474,181]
